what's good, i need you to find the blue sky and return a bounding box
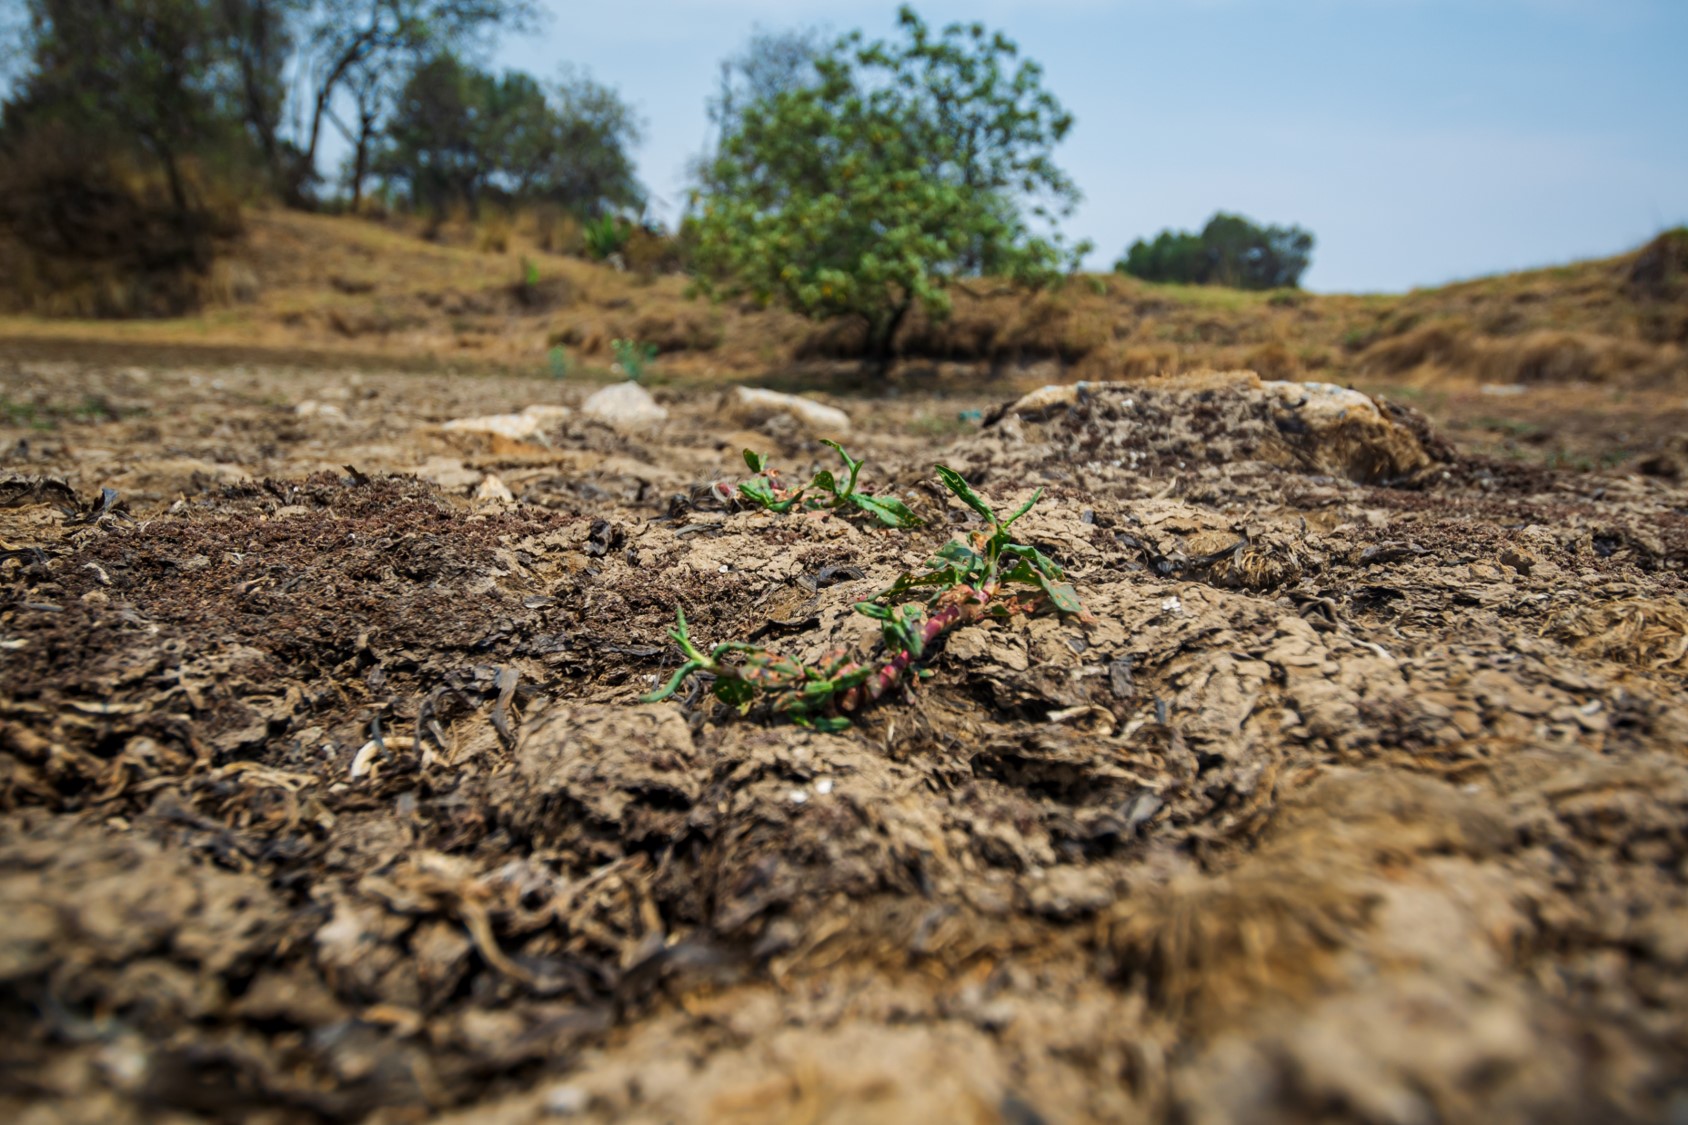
[498,0,1688,292]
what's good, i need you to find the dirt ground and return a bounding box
[3,354,1687,1124]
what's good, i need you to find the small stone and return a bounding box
[582,382,667,430]
[294,400,348,423]
[1499,547,1537,575]
[732,386,852,434]
[442,412,546,441]
[543,1083,589,1116]
[474,474,515,503]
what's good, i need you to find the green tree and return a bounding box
[702,25,824,158]
[286,0,535,202]
[374,52,642,217]
[499,67,643,217]
[1116,212,1315,289]
[690,5,1088,370]
[4,0,244,213]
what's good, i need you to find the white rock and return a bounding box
[414,457,480,491]
[582,382,667,429]
[294,400,348,423]
[732,386,852,435]
[441,412,545,441]
[521,403,574,424]
[474,474,515,503]
[1263,379,1381,422]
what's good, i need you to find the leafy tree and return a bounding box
[374,51,486,210]
[501,67,643,216]
[691,6,1088,370]
[214,0,301,191]
[285,0,535,202]
[4,0,244,213]
[1116,212,1315,289]
[374,52,642,217]
[703,25,824,156]
[1,0,536,205]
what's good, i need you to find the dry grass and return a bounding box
[1,209,1683,394]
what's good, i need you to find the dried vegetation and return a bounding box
[3,212,1684,403]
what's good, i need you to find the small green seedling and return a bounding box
[611,338,657,381]
[643,464,1088,729]
[547,345,570,379]
[737,441,920,529]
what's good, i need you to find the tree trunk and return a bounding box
[152,138,190,219]
[865,299,912,376]
[351,113,375,210]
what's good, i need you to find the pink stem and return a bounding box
[837,580,1000,712]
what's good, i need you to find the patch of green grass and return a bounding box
[905,411,978,439]
[0,393,133,431]
[1475,416,1545,439]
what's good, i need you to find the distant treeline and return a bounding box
[1116,213,1315,290]
[0,0,641,216]
[0,1,1316,336]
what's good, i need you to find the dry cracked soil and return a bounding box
[2,357,1687,1124]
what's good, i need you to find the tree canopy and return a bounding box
[689,5,1088,368]
[374,53,642,216]
[1116,212,1315,290]
[0,0,538,209]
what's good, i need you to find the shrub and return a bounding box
[583,215,630,262]
[1116,213,1314,290]
[610,338,657,379]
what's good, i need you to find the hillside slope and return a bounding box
[2,211,1683,395]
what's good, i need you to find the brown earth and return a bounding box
[3,352,1688,1124]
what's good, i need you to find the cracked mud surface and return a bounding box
[3,359,1687,1123]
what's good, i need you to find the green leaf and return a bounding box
[934,465,996,525]
[744,450,768,472]
[713,677,757,708]
[641,660,701,703]
[793,712,854,733]
[847,492,920,528]
[820,439,864,495]
[1006,542,1066,581]
[1034,573,1086,616]
[935,540,981,564]
[738,477,801,512]
[810,469,839,498]
[1000,488,1044,529]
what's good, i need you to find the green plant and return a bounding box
[584,214,630,262]
[1116,212,1314,290]
[0,396,52,432]
[521,256,541,288]
[610,338,656,380]
[690,6,1088,370]
[737,441,920,528]
[642,464,1088,729]
[547,344,570,379]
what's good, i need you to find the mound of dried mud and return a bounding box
[2,366,1687,1123]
